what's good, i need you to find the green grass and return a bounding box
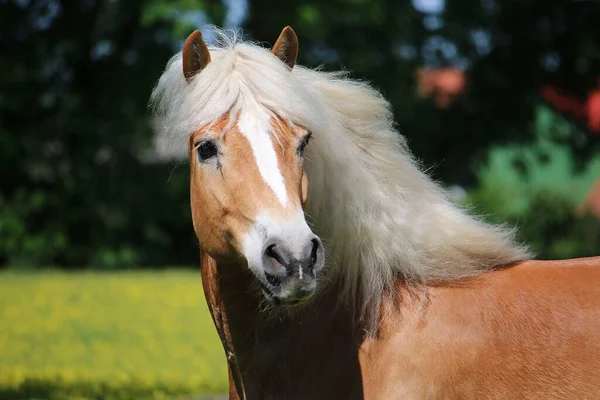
[0,269,228,399]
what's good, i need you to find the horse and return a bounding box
[151,26,600,399]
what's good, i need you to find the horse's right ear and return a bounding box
[272,26,298,69]
[182,30,211,82]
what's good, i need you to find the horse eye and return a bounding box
[297,132,312,156]
[196,140,219,162]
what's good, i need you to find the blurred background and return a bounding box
[1,0,600,399]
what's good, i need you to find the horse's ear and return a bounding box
[182,30,211,82]
[272,26,298,69]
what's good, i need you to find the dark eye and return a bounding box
[297,132,312,156]
[196,140,219,162]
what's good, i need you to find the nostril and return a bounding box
[264,243,287,271]
[265,244,277,260]
[263,244,291,276]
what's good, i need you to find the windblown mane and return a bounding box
[151,27,531,327]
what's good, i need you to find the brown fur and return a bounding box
[271,26,299,69]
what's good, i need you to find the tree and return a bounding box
[0,1,224,267]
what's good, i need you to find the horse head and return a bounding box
[183,27,325,306]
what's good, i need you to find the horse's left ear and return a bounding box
[272,26,298,69]
[182,30,211,82]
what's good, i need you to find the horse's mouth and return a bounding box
[256,278,313,307]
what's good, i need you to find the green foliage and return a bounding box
[468,106,600,215]
[516,192,600,260]
[0,378,219,400]
[464,105,600,260]
[0,270,228,399]
[143,0,224,40]
[0,2,225,268]
[468,186,600,260]
[0,191,67,266]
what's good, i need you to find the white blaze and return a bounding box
[238,109,288,206]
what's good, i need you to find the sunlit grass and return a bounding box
[0,269,228,399]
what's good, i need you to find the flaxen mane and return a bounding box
[151,27,531,326]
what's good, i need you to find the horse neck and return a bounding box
[200,252,254,398]
[200,252,366,399]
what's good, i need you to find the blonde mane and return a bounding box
[151,27,531,325]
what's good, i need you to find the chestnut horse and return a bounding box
[151,26,600,399]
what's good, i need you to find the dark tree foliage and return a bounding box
[0,1,224,267]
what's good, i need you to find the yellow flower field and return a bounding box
[0,270,228,400]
